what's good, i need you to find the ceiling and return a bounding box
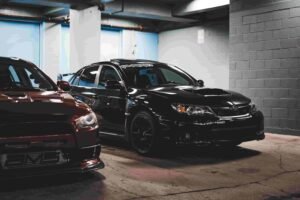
[0,0,229,32]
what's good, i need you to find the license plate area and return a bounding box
[0,151,68,169]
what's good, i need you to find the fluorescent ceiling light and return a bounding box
[185,0,229,12]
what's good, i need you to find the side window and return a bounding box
[8,65,20,83]
[69,73,81,86]
[24,68,40,88]
[98,65,121,88]
[78,66,99,87]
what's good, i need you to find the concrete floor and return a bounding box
[0,133,300,200]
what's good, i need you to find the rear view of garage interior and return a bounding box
[0,0,299,199]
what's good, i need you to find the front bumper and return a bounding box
[159,111,265,144]
[0,133,104,179]
[0,156,105,179]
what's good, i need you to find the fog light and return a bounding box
[81,158,101,169]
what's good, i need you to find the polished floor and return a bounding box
[0,133,299,200]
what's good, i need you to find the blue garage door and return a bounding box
[101,28,122,61]
[0,20,40,66]
[136,32,158,61]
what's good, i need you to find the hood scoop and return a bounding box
[182,88,231,97]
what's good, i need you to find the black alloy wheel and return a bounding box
[130,111,157,155]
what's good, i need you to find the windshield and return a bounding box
[122,64,195,88]
[0,63,55,91]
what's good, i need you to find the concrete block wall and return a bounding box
[230,0,300,135]
[159,21,229,89]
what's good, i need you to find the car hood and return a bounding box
[0,91,90,116]
[145,85,251,107]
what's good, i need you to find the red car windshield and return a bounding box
[0,63,55,91]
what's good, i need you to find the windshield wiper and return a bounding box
[160,81,179,86]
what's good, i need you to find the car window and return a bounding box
[138,68,159,87]
[122,64,193,88]
[70,73,81,86]
[24,68,41,88]
[160,67,190,85]
[78,66,98,87]
[98,65,121,88]
[0,63,55,91]
[8,65,21,83]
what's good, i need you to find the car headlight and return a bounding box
[171,103,215,116]
[250,102,257,114]
[75,112,98,129]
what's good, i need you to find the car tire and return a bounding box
[129,111,159,155]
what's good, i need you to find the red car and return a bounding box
[0,57,104,178]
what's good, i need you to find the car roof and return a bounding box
[0,56,36,66]
[77,59,166,73]
[110,59,162,66]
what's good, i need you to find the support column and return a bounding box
[70,6,101,72]
[42,22,61,82]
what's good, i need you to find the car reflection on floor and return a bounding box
[0,133,299,200]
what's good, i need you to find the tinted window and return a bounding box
[98,65,121,88]
[0,63,55,91]
[160,67,190,85]
[122,64,193,88]
[69,73,81,86]
[78,66,98,87]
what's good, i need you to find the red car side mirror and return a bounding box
[57,80,71,91]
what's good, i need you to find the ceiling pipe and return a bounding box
[0,13,69,24]
[0,13,152,31]
[102,23,145,31]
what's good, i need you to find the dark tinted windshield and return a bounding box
[122,64,195,88]
[0,63,55,91]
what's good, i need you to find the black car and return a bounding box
[60,59,264,155]
[0,57,104,177]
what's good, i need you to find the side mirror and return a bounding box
[197,80,204,87]
[57,80,71,91]
[105,80,123,90]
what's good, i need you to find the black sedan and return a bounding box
[60,59,265,155]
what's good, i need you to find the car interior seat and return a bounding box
[136,75,151,88]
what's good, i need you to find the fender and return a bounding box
[124,93,163,141]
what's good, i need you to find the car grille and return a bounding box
[0,114,74,137]
[212,105,251,117]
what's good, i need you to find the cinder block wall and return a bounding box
[230,0,300,135]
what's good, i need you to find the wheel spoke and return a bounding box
[130,113,155,154]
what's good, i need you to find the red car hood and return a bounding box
[0,91,90,116]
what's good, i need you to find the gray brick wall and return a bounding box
[230,0,300,135]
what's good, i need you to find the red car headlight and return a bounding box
[75,112,98,130]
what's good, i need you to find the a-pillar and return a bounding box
[70,6,101,72]
[41,22,61,82]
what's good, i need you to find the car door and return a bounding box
[96,64,126,134]
[69,65,100,110]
